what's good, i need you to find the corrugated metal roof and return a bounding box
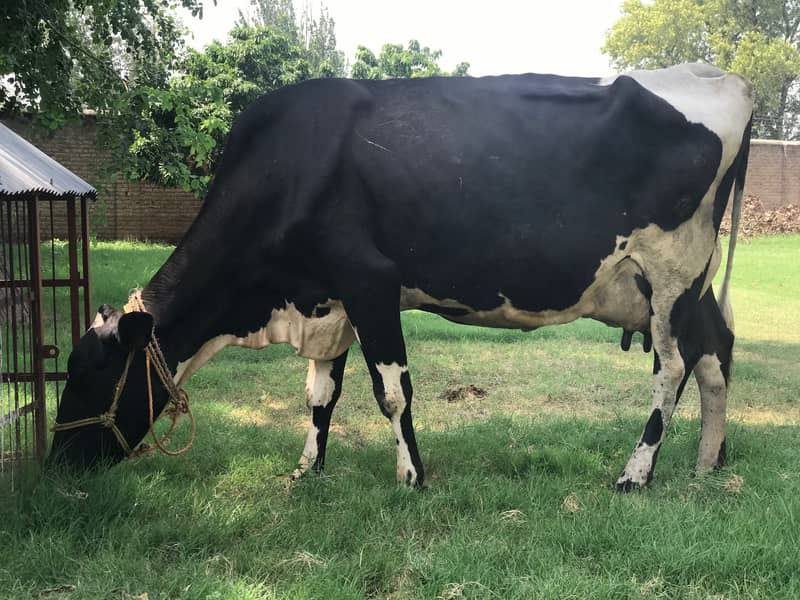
[0,122,96,198]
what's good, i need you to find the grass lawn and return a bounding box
[1,235,799,599]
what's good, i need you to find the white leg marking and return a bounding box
[305,360,334,408]
[391,417,416,484]
[292,359,336,480]
[375,362,417,484]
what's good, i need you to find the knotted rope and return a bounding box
[52,290,195,458]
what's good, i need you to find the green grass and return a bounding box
[1,236,799,599]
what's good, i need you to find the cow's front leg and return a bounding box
[291,350,348,480]
[342,263,424,488]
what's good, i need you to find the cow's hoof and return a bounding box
[615,478,643,493]
[397,468,425,489]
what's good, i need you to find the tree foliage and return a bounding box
[603,0,800,139]
[109,26,310,197]
[351,40,470,79]
[0,0,206,129]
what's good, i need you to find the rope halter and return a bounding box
[51,291,196,458]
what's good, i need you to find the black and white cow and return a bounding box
[50,63,753,491]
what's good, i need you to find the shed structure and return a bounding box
[0,122,94,480]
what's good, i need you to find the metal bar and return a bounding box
[0,278,89,288]
[29,196,47,461]
[81,197,92,329]
[19,200,33,459]
[2,372,67,383]
[66,197,81,346]
[49,197,61,403]
[1,200,9,466]
[9,200,22,456]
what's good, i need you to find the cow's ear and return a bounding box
[117,312,154,351]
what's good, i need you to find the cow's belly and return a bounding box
[175,301,355,386]
[400,241,653,333]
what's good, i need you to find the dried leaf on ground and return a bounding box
[720,196,800,237]
[440,384,488,403]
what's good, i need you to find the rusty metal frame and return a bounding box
[1,195,92,464]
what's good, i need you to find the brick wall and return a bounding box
[3,116,798,243]
[742,140,800,210]
[2,116,201,243]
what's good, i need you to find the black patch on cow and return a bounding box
[653,352,661,375]
[673,286,734,385]
[713,116,752,231]
[621,330,633,351]
[616,479,641,493]
[640,408,664,446]
[670,261,712,340]
[716,438,727,468]
[635,274,655,318]
[634,274,652,300]
[315,306,331,318]
[646,445,662,484]
[618,241,628,251]
[419,303,470,317]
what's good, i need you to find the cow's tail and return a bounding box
[718,115,752,333]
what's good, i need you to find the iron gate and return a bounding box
[1,195,92,477]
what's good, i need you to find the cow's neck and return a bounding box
[138,239,230,370]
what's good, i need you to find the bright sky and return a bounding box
[181,0,623,77]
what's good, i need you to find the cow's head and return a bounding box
[48,305,156,469]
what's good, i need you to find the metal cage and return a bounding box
[1,123,94,482]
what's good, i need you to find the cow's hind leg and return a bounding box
[694,289,734,474]
[616,285,730,490]
[341,260,424,487]
[291,350,349,480]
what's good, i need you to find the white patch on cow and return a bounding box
[694,353,727,473]
[399,287,472,313]
[374,362,417,483]
[291,423,320,481]
[305,359,334,408]
[600,64,752,169]
[617,442,659,488]
[375,362,408,416]
[90,311,105,330]
[391,417,417,484]
[175,300,355,386]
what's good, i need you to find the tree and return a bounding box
[237,0,298,40]
[351,40,470,79]
[108,26,310,197]
[603,0,800,139]
[300,3,346,78]
[238,0,346,77]
[0,0,206,129]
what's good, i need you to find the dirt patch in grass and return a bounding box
[721,196,800,236]
[440,384,488,403]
